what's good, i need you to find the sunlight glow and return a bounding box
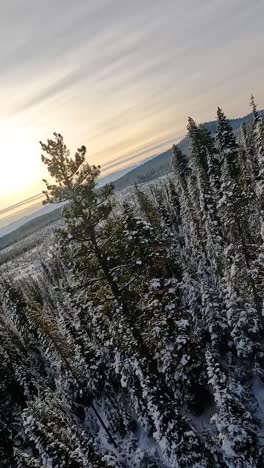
[0,122,41,204]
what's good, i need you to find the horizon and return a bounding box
[0,104,262,231]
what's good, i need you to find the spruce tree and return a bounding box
[216,108,263,358]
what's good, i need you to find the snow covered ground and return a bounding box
[0,222,58,280]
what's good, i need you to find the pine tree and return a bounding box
[216,108,263,359]
[22,392,112,468]
[251,94,264,222]
[186,118,227,351]
[134,183,160,233]
[40,133,219,466]
[206,351,261,466]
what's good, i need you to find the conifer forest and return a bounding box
[2,100,264,468]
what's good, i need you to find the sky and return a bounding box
[0,0,263,216]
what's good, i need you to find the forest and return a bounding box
[1,97,264,467]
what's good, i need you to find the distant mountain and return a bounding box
[0,202,66,237]
[97,166,138,187]
[112,111,262,192]
[0,205,64,250]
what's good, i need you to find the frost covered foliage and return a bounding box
[1,100,264,467]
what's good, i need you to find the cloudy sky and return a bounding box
[0,0,263,212]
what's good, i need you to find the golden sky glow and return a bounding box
[0,0,263,212]
[0,122,43,206]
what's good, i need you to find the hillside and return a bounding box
[0,205,63,250]
[112,111,261,191]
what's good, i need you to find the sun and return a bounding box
[0,121,42,205]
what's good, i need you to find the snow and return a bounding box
[221,436,237,458]
[180,354,189,366]
[150,278,161,288]
[252,376,264,446]
[85,396,170,467]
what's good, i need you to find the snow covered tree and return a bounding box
[216,108,264,359]
[3,98,264,466]
[22,392,112,467]
[206,351,261,466]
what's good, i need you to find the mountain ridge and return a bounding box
[112,110,261,192]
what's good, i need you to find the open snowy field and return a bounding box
[0,222,58,280]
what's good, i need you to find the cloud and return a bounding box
[0,0,263,209]
[0,193,43,217]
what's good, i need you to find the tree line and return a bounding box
[1,97,264,467]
